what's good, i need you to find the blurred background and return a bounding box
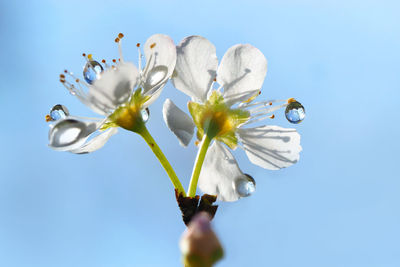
[0,0,399,266]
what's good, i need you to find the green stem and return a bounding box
[187,134,212,197]
[138,125,186,196]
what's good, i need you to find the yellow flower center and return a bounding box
[188,91,250,149]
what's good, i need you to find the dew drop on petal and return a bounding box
[83,60,104,84]
[233,174,256,198]
[141,108,150,122]
[285,101,305,124]
[50,104,69,121]
[48,119,91,150]
[144,65,168,89]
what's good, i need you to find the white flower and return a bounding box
[163,36,302,201]
[47,33,176,154]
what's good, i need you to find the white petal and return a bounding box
[238,126,302,170]
[162,99,194,147]
[199,142,248,202]
[172,36,218,102]
[70,128,118,154]
[217,44,267,105]
[48,118,101,151]
[89,62,139,111]
[143,34,176,95]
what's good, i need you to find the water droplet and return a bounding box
[50,104,69,121]
[48,119,91,150]
[83,60,103,84]
[141,108,150,122]
[144,65,168,90]
[285,101,305,124]
[233,174,256,197]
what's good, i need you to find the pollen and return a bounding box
[150,43,156,49]
[287,98,296,103]
[45,114,52,122]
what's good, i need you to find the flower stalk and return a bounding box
[138,125,186,196]
[188,134,212,197]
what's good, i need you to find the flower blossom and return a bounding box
[47,33,176,154]
[163,36,302,201]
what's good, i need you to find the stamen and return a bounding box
[101,59,110,69]
[242,99,286,109]
[137,43,142,73]
[150,42,156,49]
[115,33,125,62]
[250,103,287,117]
[242,90,261,104]
[45,114,52,122]
[244,103,287,126]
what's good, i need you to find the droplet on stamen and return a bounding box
[50,104,69,121]
[233,174,256,197]
[285,100,305,124]
[141,108,150,122]
[83,60,104,84]
[144,65,168,89]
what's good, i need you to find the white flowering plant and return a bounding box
[45,33,305,267]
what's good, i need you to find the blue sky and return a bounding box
[0,0,399,266]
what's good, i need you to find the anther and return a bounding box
[118,33,124,39]
[87,54,93,60]
[195,140,200,146]
[150,43,156,49]
[136,43,141,47]
[112,59,116,63]
[60,74,65,79]
[287,98,296,103]
[64,70,68,73]
[45,114,52,122]
[101,59,106,63]
[82,53,86,57]
[213,78,217,82]
[75,79,80,83]
[269,114,275,119]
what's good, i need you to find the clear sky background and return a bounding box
[0,0,399,266]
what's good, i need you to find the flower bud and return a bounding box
[180,212,223,267]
